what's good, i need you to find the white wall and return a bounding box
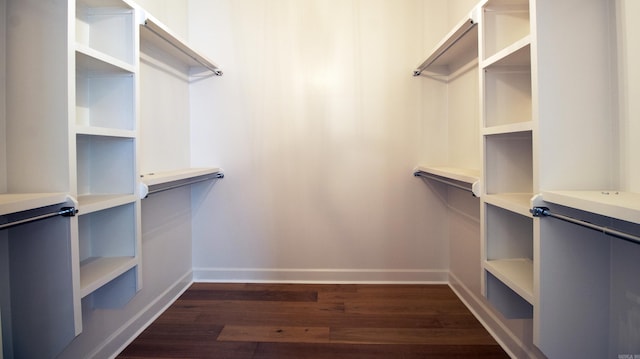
[135,0,189,39]
[617,0,640,192]
[188,0,451,282]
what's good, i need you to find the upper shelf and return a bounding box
[413,7,480,79]
[139,168,224,198]
[413,166,481,197]
[542,190,640,224]
[140,15,222,76]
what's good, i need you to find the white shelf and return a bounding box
[484,258,534,304]
[484,193,534,216]
[413,166,480,184]
[414,9,479,78]
[140,15,222,75]
[76,45,135,73]
[0,193,70,216]
[77,194,137,215]
[139,167,223,186]
[79,256,137,298]
[542,191,640,224]
[139,168,224,198]
[482,35,531,69]
[483,122,532,135]
[76,126,136,138]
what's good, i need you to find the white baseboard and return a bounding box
[193,267,448,284]
[87,271,194,359]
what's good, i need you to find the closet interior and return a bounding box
[1,0,638,358]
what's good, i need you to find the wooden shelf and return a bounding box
[482,121,532,136]
[414,9,479,79]
[139,167,224,198]
[484,193,534,217]
[482,35,531,69]
[484,258,533,304]
[80,256,137,298]
[77,194,137,214]
[414,166,481,196]
[0,193,70,216]
[140,15,222,75]
[542,191,640,224]
[76,45,135,73]
[76,126,136,138]
[414,166,480,184]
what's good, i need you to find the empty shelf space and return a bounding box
[482,121,533,136]
[542,191,640,224]
[482,36,531,69]
[413,166,481,196]
[414,11,479,78]
[76,126,136,138]
[413,166,480,184]
[140,168,223,186]
[140,15,222,75]
[80,256,137,297]
[139,168,224,198]
[76,45,135,73]
[77,194,137,215]
[484,258,533,304]
[484,193,534,216]
[0,193,70,216]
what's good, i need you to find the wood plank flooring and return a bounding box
[118,283,509,359]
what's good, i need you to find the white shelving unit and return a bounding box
[74,0,142,308]
[479,0,534,320]
[3,0,223,356]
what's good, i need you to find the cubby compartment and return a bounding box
[76,135,135,204]
[75,0,135,66]
[482,0,530,60]
[485,271,533,319]
[76,51,135,131]
[483,42,531,130]
[484,131,532,196]
[483,203,533,316]
[78,203,138,298]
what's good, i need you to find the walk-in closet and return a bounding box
[1,0,638,358]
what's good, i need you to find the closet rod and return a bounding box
[413,18,477,77]
[143,19,223,76]
[413,171,475,195]
[146,173,224,196]
[531,206,640,245]
[0,207,77,231]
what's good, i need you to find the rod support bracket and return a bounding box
[530,206,550,217]
[59,207,78,217]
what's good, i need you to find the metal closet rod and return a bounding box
[531,206,640,245]
[147,173,224,196]
[143,20,223,76]
[413,171,475,195]
[0,207,77,231]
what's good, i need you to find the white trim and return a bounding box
[193,267,448,284]
[84,271,193,359]
[448,272,544,359]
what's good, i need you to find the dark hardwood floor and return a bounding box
[118,283,509,358]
